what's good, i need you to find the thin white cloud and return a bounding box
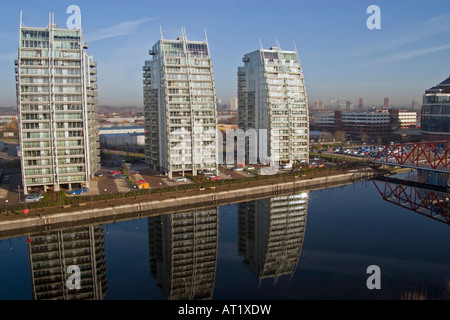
[383,43,450,63]
[363,43,450,66]
[85,17,157,43]
[348,12,450,58]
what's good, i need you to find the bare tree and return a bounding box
[333,130,347,143]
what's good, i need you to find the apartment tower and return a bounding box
[15,15,100,195]
[238,44,309,166]
[143,31,218,178]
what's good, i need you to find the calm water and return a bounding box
[1,177,449,300]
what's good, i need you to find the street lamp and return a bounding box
[104,189,107,203]
[5,200,8,216]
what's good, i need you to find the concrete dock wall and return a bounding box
[0,171,378,236]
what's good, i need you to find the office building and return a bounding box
[421,75,450,140]
[238,45,309,166]
[311,109,417,141]
[384,98,390,109]
[15,16,100,194]
[143,33,218,178]
[412,100,420,112]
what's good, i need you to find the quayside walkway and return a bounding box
[0,168,382,238]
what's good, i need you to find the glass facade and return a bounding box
[421,77,450,139]
[143,36,218,178]
[16,22,100,194]
[238,47,309,165]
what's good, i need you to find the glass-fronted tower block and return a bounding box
[238,46,309,166]
[144,35,218,179]
[15,19,100,194]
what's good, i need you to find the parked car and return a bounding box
[232,167,243,171]
[173,177,187,182]
[112,171,123,175]
[25,193,43,203]
[209,176,221,181]
[95,172,103,177]
[82,187,89,193]
[3,175,9,184]
[69,189,84,195]
[114,174,126,179]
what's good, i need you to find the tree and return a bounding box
[322,131,333,142]
[361,132,370,144]
[334,130,347,143]
[376,136,382,146]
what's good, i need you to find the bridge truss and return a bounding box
[372,141,450,173]
[372,178,450,225]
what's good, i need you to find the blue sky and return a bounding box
[1,0,450,108]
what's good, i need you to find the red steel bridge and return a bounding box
[372,140,450,174]
[372,177,450,225]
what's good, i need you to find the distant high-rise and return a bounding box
[319,100,325,110]
[312,100,324,110]
[358,98,363,110]
[313,100,325,110]
[384,98,390,109]
[412,100,419,112]
[238,45,309,165]
[143,33,218,178]
[15,15,100,195]
[346,101,353,111]
[230,97,238,111]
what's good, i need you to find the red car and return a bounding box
[112,171,123,174]
[210,176,221,181]
[137,180,147,184]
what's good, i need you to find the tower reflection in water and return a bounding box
[148,208,219,300]
[147,191,309,299]
[238,193,308,285]
[25,191,309,300]
[28,225,108,300]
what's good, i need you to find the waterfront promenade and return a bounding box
[0,167,384,238]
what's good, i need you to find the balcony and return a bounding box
[87,98,98,105]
